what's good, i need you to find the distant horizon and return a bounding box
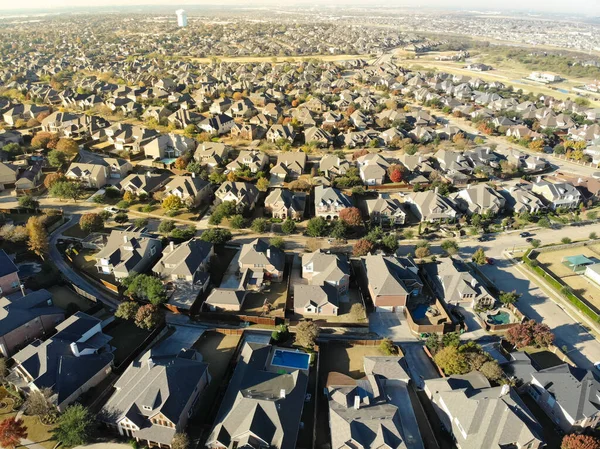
[0,1,598,17]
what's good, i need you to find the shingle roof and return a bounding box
[0,249,18,278]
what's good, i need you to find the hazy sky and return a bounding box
[0,0,599,15]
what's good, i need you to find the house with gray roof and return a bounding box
[404,190,459,222]
[531,179,581,210]
[101,348,210,448]
[142,133,197,160]
[301,250,350,295]
[529,364,600,433]
[193,142,230,170]
[214,181,259,211]
[152,239,213,284]
[502,185,546,214]
[226,150,268,174]
[452,184,506,216]
[119,172,171,196]
[365,194,406,226]
[65,162,108,189]
[0,289,64,357]
[319,155,352,179]
[264,189,306,220]
[362,255,422,312]
[425,373,544,449]
[95,230,162,280]
[294,283,339,315]
[422,258,495,308]
[0,162,17,190]
[327,357,423,449]
[356,153,390,186]
[204,289,247,312]
[0,249,20,295]
[7,312,114,411]
[206,342,308,449]
[315,185,352,219]
[163,175,211,207]
[239,239,285,287]
[270,152,306,181]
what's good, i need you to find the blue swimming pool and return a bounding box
[161,158,177,165]
[271,349,310,370]
[412,305,429,320]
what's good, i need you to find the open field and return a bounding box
[537,245,600,310]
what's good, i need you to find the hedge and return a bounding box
[522,249,600,323]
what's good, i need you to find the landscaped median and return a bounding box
[521,248,600,323]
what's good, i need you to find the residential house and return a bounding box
[528,364,600,433]
[163,175,211,207]
[7,312,114,411]
[294,284,339,316]
[152,239,213,283]
[194,142,230,170]
[425,373,544,449]
[3,104,49,126]
[363,255,422,312]
[94,230,162,280]
[226,150,268,174]
[15,163,42,191]
[0,250,20,295]
[101,348,210,448]
[119,172,171,196]
[238,239,285,286]
[0,289,64,357]
[452,184,506,216]
[405,190,459,222]
[328,357,423,449]
[214,182,259,211]
[230,123,265,141]
[507,150,547,172]
[422,258,495,308]
[356,153,390,186]
[198,114,234,135]
[502,185,546,214]
[142,133,197,160]
[319,155,352,179]
[0,162,17,190]
[314,185,352,220]
[365,194,406,226]
[266,124,296,143]
[301,250,350,295]
[264,189,306,220]
[270,152,306,181]
[204,289,248,312]
[531,179,581,210]
[206,342,308,449]
[65,162,108,189]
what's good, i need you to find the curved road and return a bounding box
[50,214,120,310]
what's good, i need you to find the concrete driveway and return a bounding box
[369,311,417,342]
[401,342,440,388]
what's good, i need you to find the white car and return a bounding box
[104,206,119,214]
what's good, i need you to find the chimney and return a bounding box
[500,384,510,397]
[123,235,128,243]
[354,395,360,410]
[267,249,271,258]
[170,241,175,252]
[470,277,477,288]
[536,175,542,183]
[280,389,286,399]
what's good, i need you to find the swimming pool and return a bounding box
[271,349,310,370]
[161,158,177,165]
[412,305,429,320]
[487,311,511,325]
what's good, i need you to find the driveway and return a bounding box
[369,311,417,342]
[385,380,425,449]
[401,342,440,388]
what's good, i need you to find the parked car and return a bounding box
[526,237,533,243]
[520,232,531,238]
[104,206,119,214]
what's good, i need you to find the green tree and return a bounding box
[480,360,503,382]
[17,195,39,209]
[200,228,232,244]
[251,218,269,233]
[561,237,572,244]
[590,232,598,240]
[538,217,551,228]
[281,218,297,234]
[256,177,269,192]
[47,150,67,167]
[306,217,328,237]
[442,332,461,348]
[1,143,22,159]
[382,234,399,252]
[270,237,285,249]
[441,239,459,256]
[115,301,140,321]
[530,239,541,248]
[229,214,245,229]
[49,181,82,201]
[53,404,93,447]
[122,273,167,305]
[329,220,347,240]
[434,346,469,375]
[158,220,176,234]
[162,195,183,211]
[209,171,227,184]
[472,247,487,265]
[379,338,398,355]
[499,290,521,306]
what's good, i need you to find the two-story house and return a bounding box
[314,186,352,220]
[214,182,259,212]
[238,239,285,287]
[264,189,306,220]
[163,175,211,207]
[226,150,268,174]
[531,179,581,210]
[365,194,406,226]
[65,162,108,189]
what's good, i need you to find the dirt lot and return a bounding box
[537,245,600,310]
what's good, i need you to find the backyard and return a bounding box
[104,318,152,367]
[536,245,600,310]
[47,285,95,312]
[243,280,288,317]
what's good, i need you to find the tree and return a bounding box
[115,301,140,321]
[47,149,67,167]
[353,239,374,256]
[382,234,399,252]
[295,321,319,349]
[256,177,269,192]
[270,237,285,249]
[56,138,79,154]
[123,190,136,203]
[162,195,183,211]
[26,216,49,258]
[434,346,469,375]
[133,218,148,228]
[1,143,22,159]
[530,239,541,248]
[506,320,555,349]
[281,218,297,234]
[43,172,64,189]
[349,303,365,321]
[251,218,269,233]
[415,245,430,259]
[441,239,459,256]
[591,232,598,240]
[122,273,166,305]
[0,418,27,449]
[229,214,245,229]
[339,207,362,226]
[499,290,521,306]
[158,220,176,234]
[306,217,328,237]
[329,220,347,240]
[562,434,600,449]
[53,404,93,448]
[388,164,405,183]
[135,304,162,330]
[538,217,551,228]
[114,212,128,224]
[18,195,39,209]
[31,132,54,149]
[80,213,104,233]
[24,388,54,418]
[0,224,28,243]
[561,237,572,244]
[472,247,487,265]
[379,338,398,355]
[426,334,442,355]
[200,228,232,244]
[49,181,82,201]
[172,433,190,449]
[480,360,504,382]
[442,332,461,348]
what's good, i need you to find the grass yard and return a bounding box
[190,332,241,427]
[104,318,151,367]
[62,223,91,239]
[47,285,95,312]
[243,280,288,317]
[537,245,600,310]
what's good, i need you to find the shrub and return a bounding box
[379,338,398,355]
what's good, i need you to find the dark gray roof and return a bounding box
[0,250,18,278]
[0,289,64,337]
